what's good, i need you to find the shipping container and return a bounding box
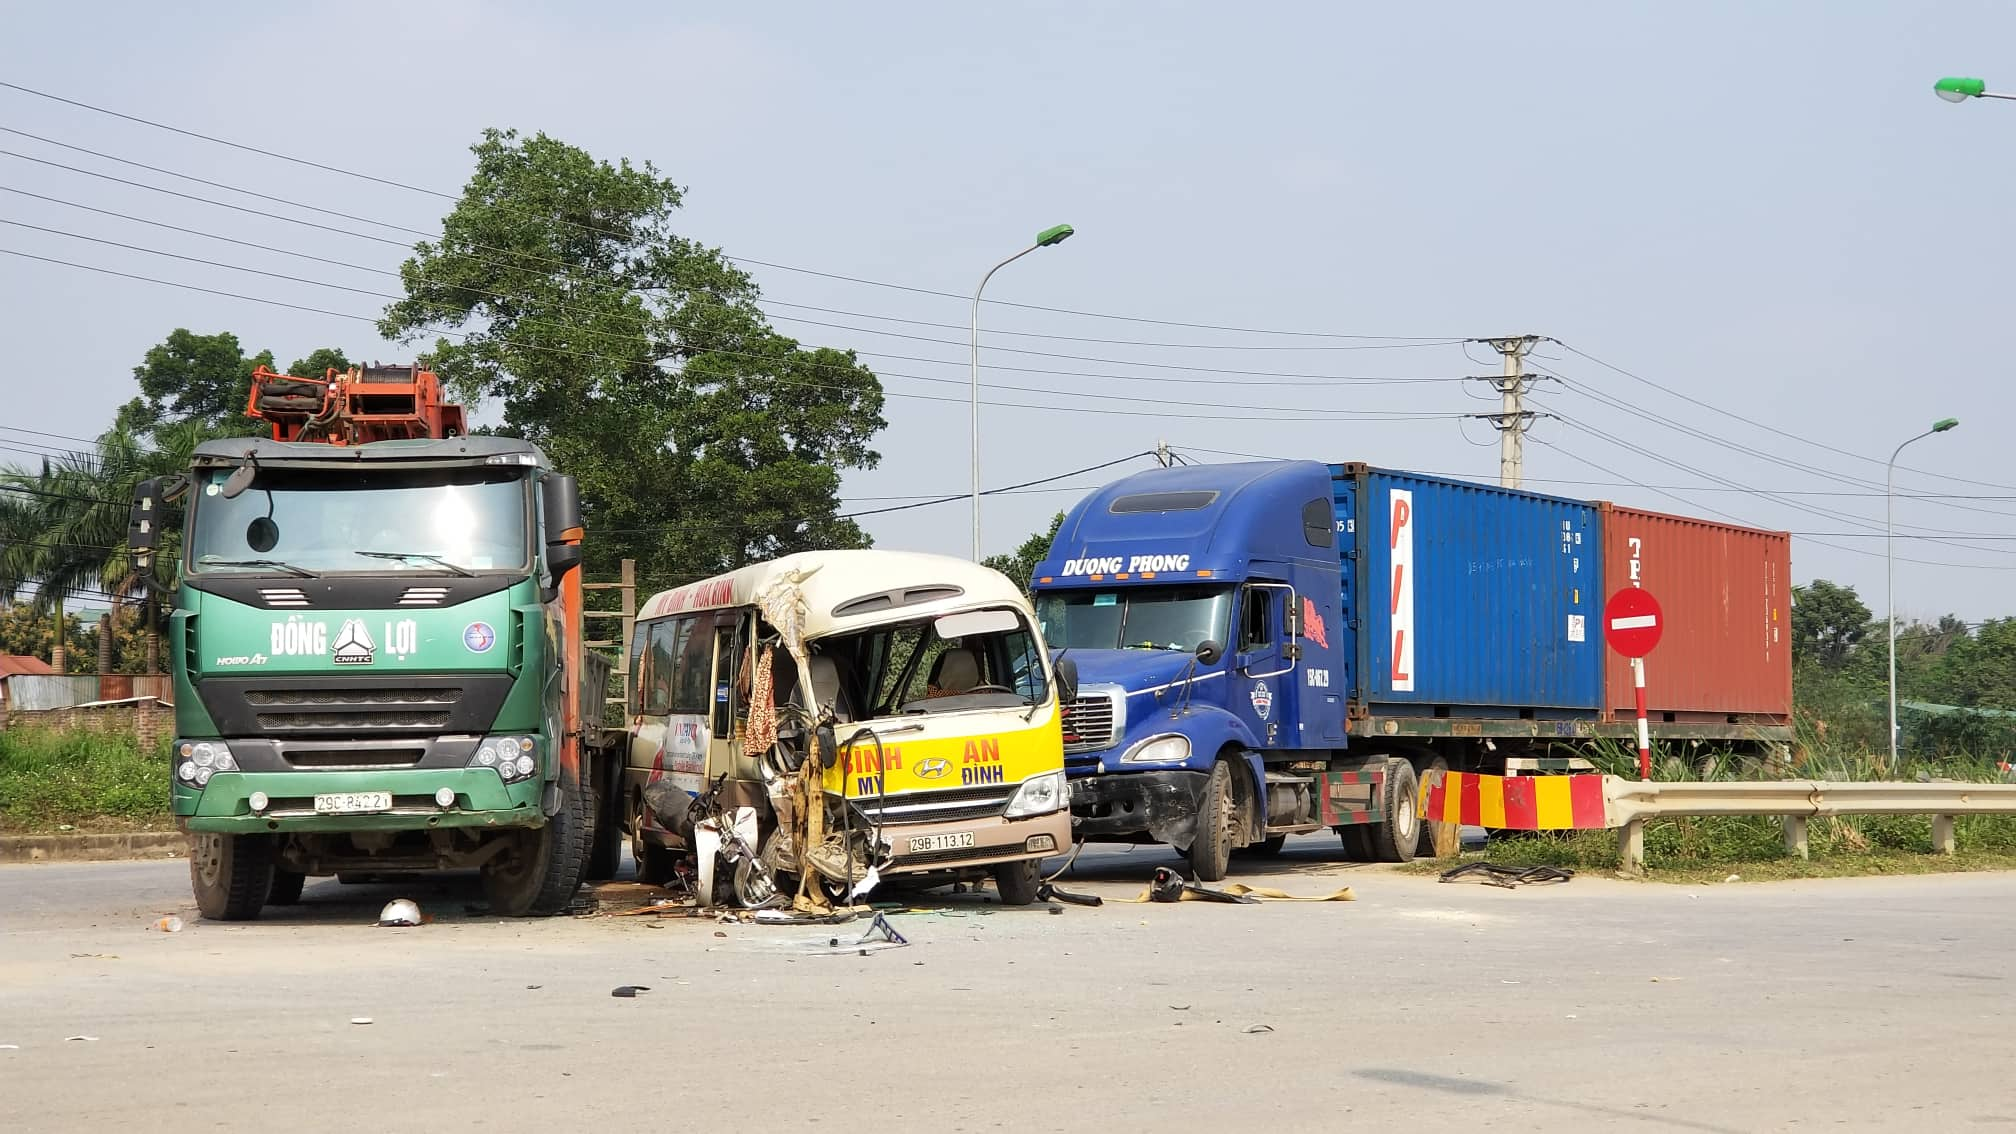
[1596,504,1792,725]
[1332,464,1604,716]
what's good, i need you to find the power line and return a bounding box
[0,246,1471,425]
[1554,341,2016,495]
[0,78,1460,341]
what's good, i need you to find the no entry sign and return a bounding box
[1604,587,1664,658]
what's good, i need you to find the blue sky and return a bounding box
[2,1,2013,618]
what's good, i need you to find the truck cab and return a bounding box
[1031,461,1381,880]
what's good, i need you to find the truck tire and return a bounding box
[1372,759,1420,863]
[190,833,278,921]
[992,859,1042,906]
[482,778,592,917]
[585,765,623,883]
[1414,755,1454,859]
[1337,824,1375,861]
[267,868,307,906]
[1237,834,1289,858]
[1187,759,1236,883]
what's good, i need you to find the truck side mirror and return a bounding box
[1054,656,1079,705]
[541,473,584,583]
[128,478,161,566]
[1195,639,1224,666]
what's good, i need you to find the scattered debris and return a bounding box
[64,1035,98,1042]
[610,986,651,998]
[1439,863,1575,889]
[526,985,542,990]
[1170,1004,1191,1011]
[152,916,183,933]
[1242,1024,1274,1034]
[376,899,423,927]
[1036,883,1102,907]
[0,1044,19,1051]
[1723,874,1742,883]
[57,824,74,831]
[1118,867,1355,904]
[70,953,118,960]
[350,1018,372,1026]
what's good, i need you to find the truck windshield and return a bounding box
[1036,586,1232,652]
[187,466,531,575]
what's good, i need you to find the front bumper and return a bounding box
[1068,769,1209,846]
[877,809,1072,876]
[173,768,545,834]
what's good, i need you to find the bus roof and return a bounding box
[637,549,1030,634]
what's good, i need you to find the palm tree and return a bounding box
[0,423,206,674]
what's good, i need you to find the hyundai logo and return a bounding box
[916,758,951,780]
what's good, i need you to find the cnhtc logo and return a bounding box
[332,619,377,666]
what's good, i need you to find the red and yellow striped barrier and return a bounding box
[1420,770,1608,830]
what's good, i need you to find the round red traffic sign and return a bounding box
[1603,587,1664,658]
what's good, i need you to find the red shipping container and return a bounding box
[1597,504,1792,725]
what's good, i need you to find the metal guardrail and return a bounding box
[1604,778,2016,872]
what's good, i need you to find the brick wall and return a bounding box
[0,698,175,749]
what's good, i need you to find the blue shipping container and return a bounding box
[1331,464,1602,715]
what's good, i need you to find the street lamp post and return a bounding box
[1934,76,2016,102]
[971,223,1074,561]
[1888,417,1960,765]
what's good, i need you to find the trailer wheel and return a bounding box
[190,833,278,921]
[482,779,592,917]
[1187,759,1236,883]
[1372,759,1420,863]
[1414,755,1455,859]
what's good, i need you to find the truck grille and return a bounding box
[197,676,512,738]
[246,686,462,732]
[851,783,1015,825]
[1062,692,1120,753]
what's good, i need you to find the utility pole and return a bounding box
[1155,440,1172,468]
[1482,335,1541,488]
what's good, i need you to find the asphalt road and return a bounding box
[4,841,2013,1132]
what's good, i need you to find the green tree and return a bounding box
[983,512,1066,593]
[1791,580,1872,670]
[286,347,353,379]
[116,329,274,435]
[1937,619,2016,710]
[378,129,885,592]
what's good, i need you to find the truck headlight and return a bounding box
[1004,771,1066,818]
[175,740,237,789]
[469,736,539,783]
[1120,733,1191,764]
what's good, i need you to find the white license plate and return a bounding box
[907,831,976,854]
[314,792,392,815]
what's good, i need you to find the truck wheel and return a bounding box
[482,779,592,917]
[1187,759,1236,883]
[267,868,307,906]
[190,833,278,921]
[585,768,623,882]
[1372,759,1420,863]
[1238,835,1289,858]
[1336,825,1375,861]
[992,859,1042,906]
[1414,755,1455,859]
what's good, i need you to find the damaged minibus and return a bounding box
[621,550,1076,909]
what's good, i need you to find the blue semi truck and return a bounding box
[1030,459,1790,880]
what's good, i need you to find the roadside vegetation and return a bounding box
[0,727,169,832]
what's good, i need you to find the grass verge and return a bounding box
[0,727,170,833]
